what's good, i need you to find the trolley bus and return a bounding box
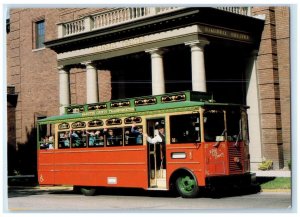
[37,90,254,198]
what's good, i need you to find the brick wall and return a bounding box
[252,7,290,169]
[7,9,60,147]
[275,7,291,168]
[7,8,113,152]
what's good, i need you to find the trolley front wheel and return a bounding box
[175,175,199,198]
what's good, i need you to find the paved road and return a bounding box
[6,186,292,212]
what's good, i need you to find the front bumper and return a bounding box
[205,172,256,189]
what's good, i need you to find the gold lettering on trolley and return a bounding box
[39,174,44,183]
[82,107,135,117]
[209,149,224,160]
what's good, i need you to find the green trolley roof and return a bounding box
[38,90,244,125]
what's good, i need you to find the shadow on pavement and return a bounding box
[202,184,261,199]
[256,177,276,185]
[8,184,261,199]
[53,184,261,198]
[8,186,75,198]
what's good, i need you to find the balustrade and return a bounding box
[58,7,180,38]
[57,7,251,38]
[216,7,251,16]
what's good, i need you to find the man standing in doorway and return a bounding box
[146,124,166,169]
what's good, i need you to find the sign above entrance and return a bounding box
[199,25,252,43]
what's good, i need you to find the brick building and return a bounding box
[6,7,290,175]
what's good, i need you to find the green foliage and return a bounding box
[258,160,273,170]
[260,177,291,189]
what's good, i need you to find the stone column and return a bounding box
[185,40,209,92]
[146,48,165,95]
[246,50,263,171]
[82,61,99,104]
[58,66,70,115]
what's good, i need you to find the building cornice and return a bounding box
[45,7,264,55]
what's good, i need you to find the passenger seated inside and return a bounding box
[131,124,143,145]
[104,128,122,146]
[124,130,131,145]
[40,136,48,149]
[70,130,84,147]
[63,131,70,148]
[87,130,104,146]
[40,135,54,149]
[58,131,70,148]
[86,130,96,146]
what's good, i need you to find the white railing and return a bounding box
[57,7,251,38]
[64,19,85,35]
[92,8,152,29]
[216,7,251,16]
[57,7,181,38]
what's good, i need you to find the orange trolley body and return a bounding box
[37,91,253,198]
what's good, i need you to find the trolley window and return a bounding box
[39,123,54,150]
[58,131,70,149]
[70,130,87,148]
[203,109,225,142]
[104,128,123,146]
[124,125,143,146]
[86,129,105,147]
[170,114,200,143]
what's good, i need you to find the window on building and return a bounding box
[35,20,45,49]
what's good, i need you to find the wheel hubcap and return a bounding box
[179,176,196,193]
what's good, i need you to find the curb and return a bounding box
[260,189,291,193]
[253,170,291,177]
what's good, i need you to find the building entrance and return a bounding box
[104,52,152,100]
[205,40,253,104]
[107,42,253,105]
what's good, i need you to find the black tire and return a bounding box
[80,187,97,196]
[73,186,81,193]
[175,174,199,198]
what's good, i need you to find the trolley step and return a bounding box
[147,187,168,191]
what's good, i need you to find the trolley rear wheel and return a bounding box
[80,186,96,196]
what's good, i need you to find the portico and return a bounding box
[46,7,265,170]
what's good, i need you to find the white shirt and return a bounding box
[147,133,164,144]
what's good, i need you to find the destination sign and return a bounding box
[82,107,135,117]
